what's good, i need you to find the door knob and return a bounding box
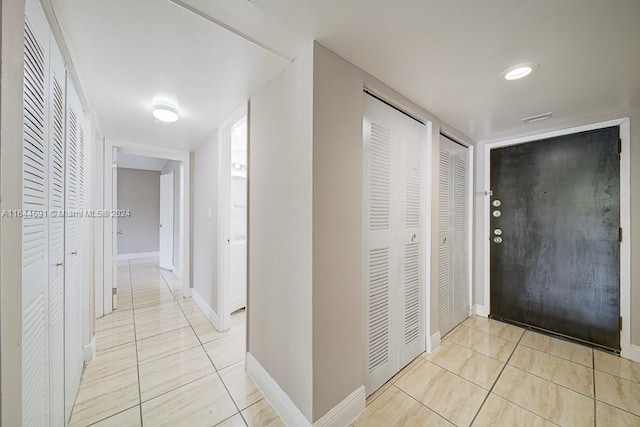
[71,251,78,255]
[56,262,64,267]
[493,236,503,244]
[117,231,123,235]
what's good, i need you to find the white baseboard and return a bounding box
[426,331,441,353]
[191,288,220,331]
[622,344,640,363]
[172,265,183,280]
[247,353,311,426]
[118,251,159,260]
[83,336,97,363]
[474,304,489,317]
[314,385,365,427]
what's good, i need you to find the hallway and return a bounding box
[69,259,283,426]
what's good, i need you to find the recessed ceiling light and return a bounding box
[502,63,539,80]
[152,104,180,123]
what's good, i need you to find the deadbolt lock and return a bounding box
[492,210,502,217]
[492,200,502,207]
[494,228,502,236]
[493,236,503,244]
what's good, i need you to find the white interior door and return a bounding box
[22,1,51,423]
[438,136,470,337]
[363,93,426,396]
[64,77,84,422]
[228,120,247,314]
[48,28,66,427]
[159,171,174,270]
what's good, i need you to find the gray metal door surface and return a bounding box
[490,126,620,350]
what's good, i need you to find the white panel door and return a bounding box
[159,171,174,269]
[438,136,470,337]
[363,94,426,395]
[22,1,51,424]
[48,29,66,427]
[64,78,84,421]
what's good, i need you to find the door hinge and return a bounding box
[620,316,623,331]
[618,138,622,154]
[619,227,623,242]
[112,288,117,296]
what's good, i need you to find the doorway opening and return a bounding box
[218,109,248,333]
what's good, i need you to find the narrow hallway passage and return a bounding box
[69,259,284,427]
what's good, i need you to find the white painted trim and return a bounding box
[482,118,631,355]
[83,336,96,363]
[172,265,183,280]
[426,331,441,353]
[246,352,311,427]
[191,288,221,331]
[474,304,489,317]
[313,386,366,427]
[117,251,159,260]
[217,105,248,332]
[627,345,640,364]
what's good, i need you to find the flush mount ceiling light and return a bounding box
[522,112,553,124]
[152,104,179,123]
[502,63,539,80]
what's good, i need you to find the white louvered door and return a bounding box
[48,30,67,427]
[23,1,51,424]
[363,94,426,396]
[64,78,84,421]
[397,116,426,367]
[438,136,470,337]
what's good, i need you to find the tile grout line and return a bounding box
[156,261,249,426]
[129,260,145,427]
[468,329,526,426]
[392,384,455,426]
[593,349,596,426]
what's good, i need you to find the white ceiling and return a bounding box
[53,0,290,150]
[55,0,640,147]
[117,153,168,171]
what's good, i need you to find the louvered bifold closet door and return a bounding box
[438,138,455,336]
[64,78,84,421]
[22,1,51,425]
[451,142,470,327]
[397,116,426,367]
[48,31,67,427]
[363,95,398,395]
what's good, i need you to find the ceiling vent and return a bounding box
[522,112,552,124]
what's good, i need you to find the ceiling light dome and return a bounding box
[152,104,180,123]
[502,63,539,80]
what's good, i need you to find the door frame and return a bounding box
[481,118,631,359]
[159,170,175,270]
[98,139,191,317]
[217,105,247,332]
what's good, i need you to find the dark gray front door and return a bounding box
[490,126,620,350]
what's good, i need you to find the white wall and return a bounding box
[117,168,160,255]
[192,132,220,314]
[249,43,315,421]
[249,42,475,422]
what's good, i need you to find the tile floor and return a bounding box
[73,258,640,426]
[353,317,640,426]
[70,258,284,427]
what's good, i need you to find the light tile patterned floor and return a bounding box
[70,259,283,427]
[354,317,640,427]
[74,259,640,426]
